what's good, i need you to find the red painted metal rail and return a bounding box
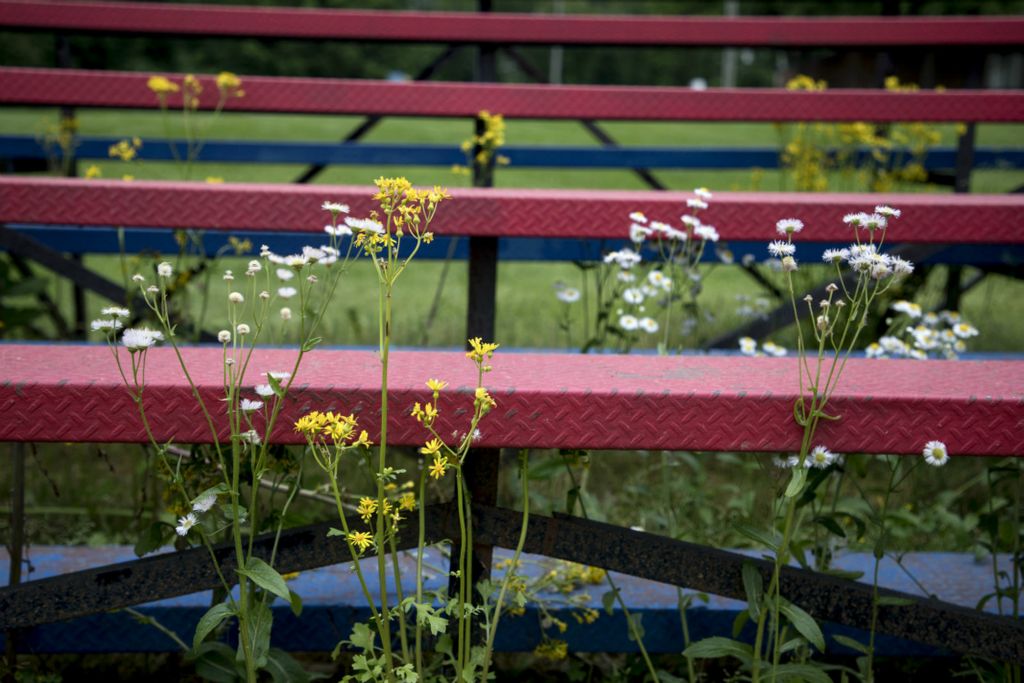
[0,345,1021,456]
[3,67,1023,123]
[2,177,1022,245]
[2,0,1022,47]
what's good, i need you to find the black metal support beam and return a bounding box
[469,506,1024,663]
[501,45,667,191]
[292,44,462,184]
[3,504,1021,662]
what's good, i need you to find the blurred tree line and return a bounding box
[1,0,1022,89]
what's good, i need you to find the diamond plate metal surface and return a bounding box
[1,345,1021,456]
[2,67,1024,122]
[2,177,1023,244]
[2,0,1022,47]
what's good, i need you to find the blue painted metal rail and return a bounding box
[3,134,1023,170]
[0,545,1006,656]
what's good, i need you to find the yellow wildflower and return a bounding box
[398,492,416,511]
[426,378,447,394]
[147,75,179,95]
[84,165,102,180]
[354,430,373,448]
[420,438,444,456]
[294,411,327,437]
[475,387,496,412]
[466,337,499,362]
[348,531,374,553]
[429,455,447,480]
[534,640,568,661]
[205,176,224,184]
[216,71,242,92]
[357,497,377,523]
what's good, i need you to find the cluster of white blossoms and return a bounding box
[176,489,223,537]
[739,336,788,357]
[600,188,726,339]
[867,305,980,360]
[774,440,950,470]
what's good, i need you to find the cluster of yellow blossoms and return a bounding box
[146,71,245,105]
[294,410,371,447]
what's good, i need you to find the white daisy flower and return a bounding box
[175,513,197,536]
[648,270,666,287]
[953,323,979,338]
[325,224,353,237]
[694,225,719,242]
[322,201,349,214]
[680,215,701,228]
[228,292,244,304]
[132,274,145,283]
[240,398,263,412]
[619,314,639,331]
[617,271,636,283]
[239,430,261,445]
[276,268,294,281]
[923,440,949,466]
[247,260,261,273]
[809,445,837,469]
[223,270,234,282]
[874,205,901,218]
[776,218,804,235]
[344,216,384,233]
[739,337,758,356]
[686,198,708,210]
[121,328,164,351]
[280,307,292,321]
[630,224,652,244]
[192,493,217,513]
[762,341,787,357]
[157,262,173,278]
[861,213,888,231]
[254,384,275,398]
[781,256,798,272]
[629,211,647,224]
[278,287,297,299]
[890,301,922,318]
[821,248,848,264]
[101,306,130,318]
[693,187,713,201]
[556,287,581,304]
[891,257,914,276]
[91,319,123,333]
[768,240,796,257]
[236,324,250,335]
[639,317,659,333]
[217,330,231,344]
[603,249,642,269]
[623,288,644,304]
[265,371,291,381]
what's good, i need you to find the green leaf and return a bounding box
[601,588,620,615]
[741,561,763,619]
[814,515,846,539]
[683,637,753,662]
[327,527,345,537]
[565,486,580,516]
[302,336,323,352]
[784,466,808,498]
[134,521,170,557]
[734,523,781,551]
[236,557,291,603]
[266,373,286,399]
[349,622,376,652]
[772,663,833,683]
[190,642,242,683]
[625,612,645,642]
[192,602,236,650]
[241,602,272,669]
[731,610,750,640]
[266,648,311,683]
[779,601,825,652]
[289,590,303,617]
[877,596,915,607]
[833,634,871,654]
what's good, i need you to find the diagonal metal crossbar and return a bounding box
[1,504,1021,661]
